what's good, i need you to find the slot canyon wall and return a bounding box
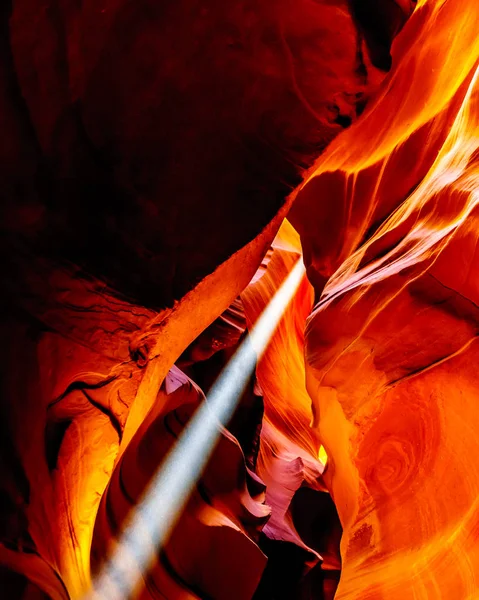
[1,0,479,599]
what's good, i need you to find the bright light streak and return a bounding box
[88,258,305,600]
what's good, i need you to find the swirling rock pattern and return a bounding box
[4,0,466,598]
[291,1,479,598]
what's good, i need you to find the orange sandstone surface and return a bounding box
[2,1,479,599]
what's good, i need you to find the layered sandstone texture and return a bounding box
[3,1,479,600]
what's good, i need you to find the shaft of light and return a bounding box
[88,257,305,600]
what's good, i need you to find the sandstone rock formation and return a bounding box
[4,0,479,599]
[289,1,479,597]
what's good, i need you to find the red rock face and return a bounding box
[5,0,392,307]
[4,0,479,599]
[289,1,479,597]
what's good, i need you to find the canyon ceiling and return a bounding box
[1,0,479,599]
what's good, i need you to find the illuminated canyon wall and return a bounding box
[1,0,479,599]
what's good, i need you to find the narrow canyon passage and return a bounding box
[2,1,479,599]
